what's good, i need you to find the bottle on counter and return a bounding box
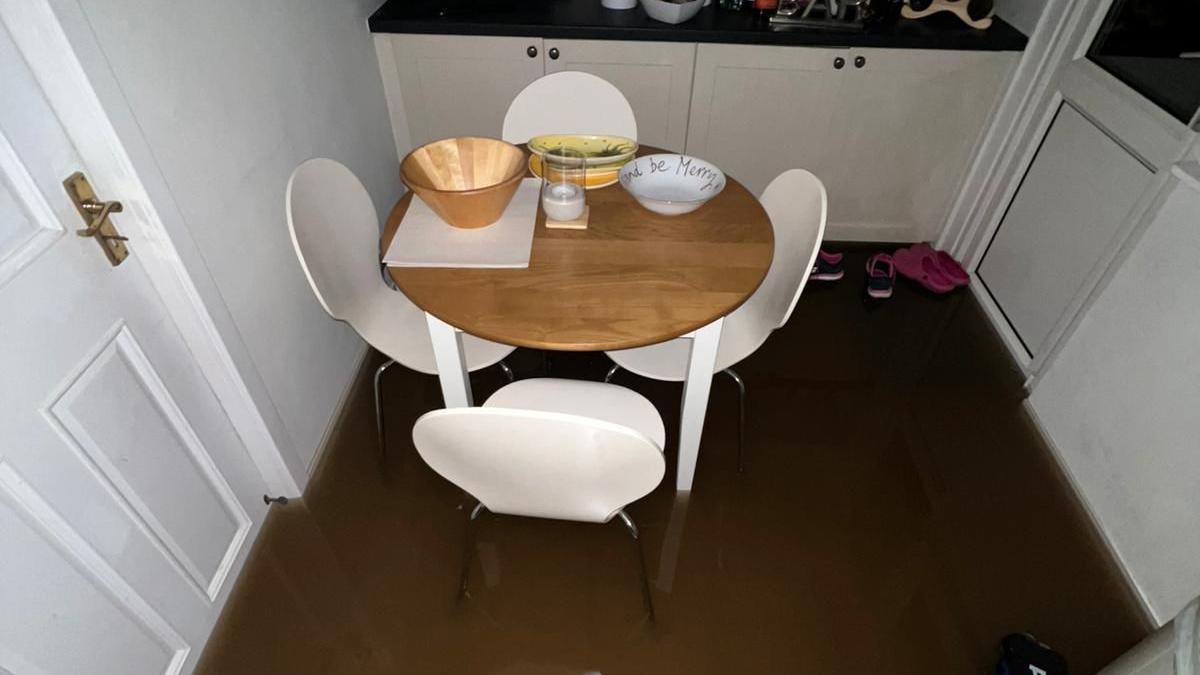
[753,0,779,17]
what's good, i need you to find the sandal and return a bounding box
[811,249,844,282]
[894,245,956,294]
[865,253,895,299]
[911,243,969,287]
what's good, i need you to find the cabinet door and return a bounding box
[978,104,1154,357]
[686,44,846,198]
[835,48,1015,242]
[377,35,544,148]
[544,39,696,152]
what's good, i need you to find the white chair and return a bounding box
[412,377,666,618]
[286,158,517,456]
[604,169,828,472]
[501,71,638,144]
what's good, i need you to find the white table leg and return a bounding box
[425,312,473,408]
[676,317,723,491]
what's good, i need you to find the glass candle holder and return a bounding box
[541,148,586,222]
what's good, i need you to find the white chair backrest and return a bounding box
[285,158,389,330]
[412,408,665,524]
[755,169,828,329]
[502,72,637,144]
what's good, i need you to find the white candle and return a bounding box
[542,182,585,221]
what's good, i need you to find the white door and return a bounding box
[972,0,1197,368]
[0,15,266,675]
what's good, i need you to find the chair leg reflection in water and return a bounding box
[458,502,655,621]
[374,357,515,458]
[413,378,666,621]
[606,364,747,473]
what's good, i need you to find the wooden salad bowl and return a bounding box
[400,136,527,229]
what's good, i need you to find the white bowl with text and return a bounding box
[618,154,726,216]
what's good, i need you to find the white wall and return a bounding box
[1029,167,1200,625]
[57,0,400,484]
[996,0,1046,36]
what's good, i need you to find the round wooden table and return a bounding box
[382,146,774,491]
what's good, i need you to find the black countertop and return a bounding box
[369,0,1027,52]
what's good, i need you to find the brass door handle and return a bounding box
[63,171,131,266]
[76,199,128,241]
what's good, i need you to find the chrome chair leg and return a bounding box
[604,364,621,383]
[722,368,746,473]
[498,359,515,383]
[459,502,486,601]
[374,359,396,458]
[616,509,656,622]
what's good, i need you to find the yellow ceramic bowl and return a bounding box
[527,134,638,167]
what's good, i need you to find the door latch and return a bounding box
[63,172,129,266]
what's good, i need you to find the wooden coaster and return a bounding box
[545,206,589,230]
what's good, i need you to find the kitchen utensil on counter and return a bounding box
[640,0,705,24]
[900,0,993,28]
[400,136,527,229]
[770,0,865,28]
[618,153,726,216]
[541,148,588,227]
[776,0,803,16]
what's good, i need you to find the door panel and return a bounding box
[0,464,188,674]
[979,104,1154,355]
[46,325,251,598]
[544,39,695,152]
[0,16,264,673]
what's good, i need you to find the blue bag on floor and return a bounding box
[996,633,1067,675]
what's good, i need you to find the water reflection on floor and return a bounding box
[197,250,1149,675]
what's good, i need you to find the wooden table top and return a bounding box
[382,146,774,352]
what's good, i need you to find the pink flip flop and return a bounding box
[893,246,956,294]
[911,243,969,287]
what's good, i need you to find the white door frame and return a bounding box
[937,0,1197,381]
[0,0,300,496]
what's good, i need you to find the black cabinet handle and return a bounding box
[548,47,560,60]
[526,45,538,58]
[854,55,866,69]
[833,56,845,69]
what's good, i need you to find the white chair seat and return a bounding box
[484,378,665,448]
[605,305,769,382]
[356,293,515,376]
[605,169,827,381]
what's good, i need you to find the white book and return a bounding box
[384,178,540,269]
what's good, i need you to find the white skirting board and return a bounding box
[1020,398,1158,627]
[304,342,372,480]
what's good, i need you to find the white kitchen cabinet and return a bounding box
[686,43,1015,241]
[374,35,1016,243]
[376,34,694,154]
[375,34,544,149]
[978,103,1154,357]
[836,48,1014,242]
[543,39,695,152]
[686,43,847,207]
